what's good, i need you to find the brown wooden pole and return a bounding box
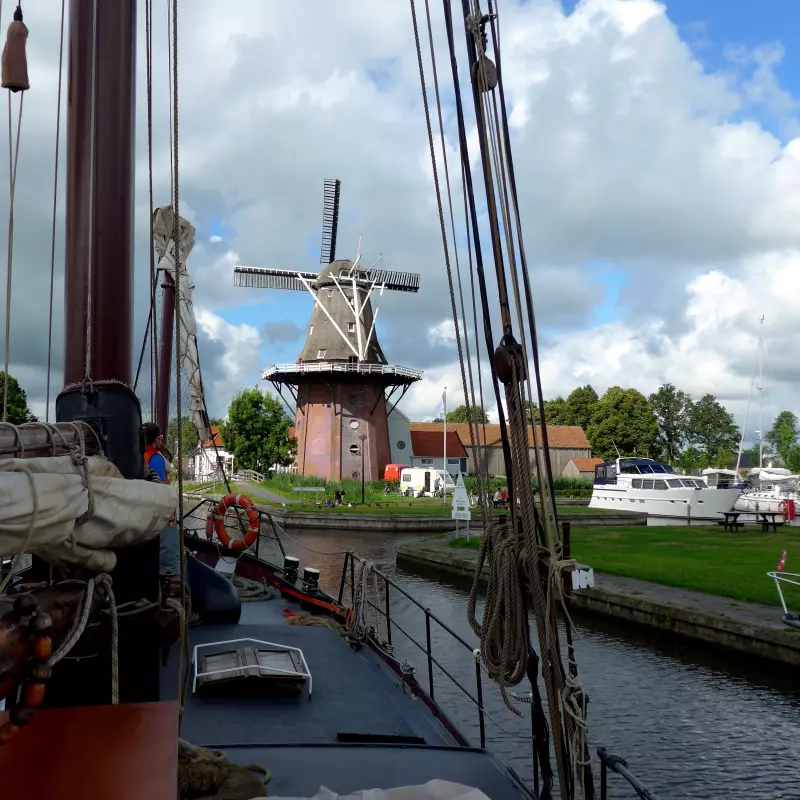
[64,0,136,386]
[156,272,175,431]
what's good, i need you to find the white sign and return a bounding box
[451,474,471,521]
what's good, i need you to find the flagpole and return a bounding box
[443,386,447,504]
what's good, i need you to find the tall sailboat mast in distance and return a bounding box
[736,314,765,472]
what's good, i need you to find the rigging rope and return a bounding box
[408,0,483,521]
[45,0,66,423]
[1,89,22,422]
[169,0,191,727]
[417,2,595,796]
[145,0,158,412]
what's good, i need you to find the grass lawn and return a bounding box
[449,525,798,608]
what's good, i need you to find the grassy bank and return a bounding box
[257,473,594,504]
[449,525,797,608]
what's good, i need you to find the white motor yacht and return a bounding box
[589,458,742,522]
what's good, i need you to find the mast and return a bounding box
[758,318,764,468]
[64,0,136,386]
[736,314,763,473]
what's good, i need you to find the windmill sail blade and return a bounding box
[320,178,341,264]
[360,268,420,293]
[234,266,319,291]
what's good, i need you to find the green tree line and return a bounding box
[437,384,800,471]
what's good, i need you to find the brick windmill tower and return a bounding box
[234,180,422,481]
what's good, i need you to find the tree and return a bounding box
[687,394,739,468]
[167,417,200,458]
[649,383,692,463]
[0,371,36,425]
[221,388,295,472]
[585,386,658,461]
[565,385,598,430]
[676,445,703,475]
[766,411,800,465]
[786,443,800,474]
[541,397,572,425]
[445,404,489,424]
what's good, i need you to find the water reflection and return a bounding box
[280,527,800,800]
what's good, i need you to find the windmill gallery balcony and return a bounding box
[262,362,423,385]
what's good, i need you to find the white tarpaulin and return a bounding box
[0,456,177,572]
[152,206,209,443]
[258,780,490,800]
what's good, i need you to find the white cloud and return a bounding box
[195,309,263,412]
[4,0,800,432]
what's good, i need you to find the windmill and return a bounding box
[234,179,423,481]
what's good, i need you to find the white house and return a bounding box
[409,429,468,476]
[192,426,235,482]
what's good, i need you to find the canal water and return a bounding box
[266,527,800,800]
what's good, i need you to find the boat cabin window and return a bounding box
[632,479,642,489]
[667,479,683,488]
[620,464,640,474]
[653,480,668,490]
[680,479,695,488]
[641,479,654,489]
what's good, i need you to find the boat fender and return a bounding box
[1,6,28,93]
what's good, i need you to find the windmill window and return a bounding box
[327,289,334,298]
[317,349,326,359]
[309,325,313,335]
[397,440,406,450]
[349,444,360,455]
[349,420,359,430]
[348,322,356,333]
[339,268,350,278]
[352,471,360,479]
[348,395,358,405]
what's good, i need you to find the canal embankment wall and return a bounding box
[396,541,800,668]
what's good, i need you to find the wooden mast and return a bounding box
[64,0,136,386]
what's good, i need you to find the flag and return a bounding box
[777,551,787,572]
[437,389,446,420]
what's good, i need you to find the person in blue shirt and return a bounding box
[143,423,181,594]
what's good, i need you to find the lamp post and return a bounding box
[359,434,368,504]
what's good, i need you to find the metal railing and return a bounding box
[597,748,661,800]
[337,552,486,748]
[262,362,423,381]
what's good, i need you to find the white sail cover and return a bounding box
[0,456,177,572]
[152,206,209,443]
[260,781,490,800]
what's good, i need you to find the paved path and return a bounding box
[232,481,300,505]
[594,573,784,632]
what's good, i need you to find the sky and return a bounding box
[4,0,800,447]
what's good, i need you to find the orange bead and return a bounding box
[0,722,20,744]
[23,682,45,708]
[33,636,52,661]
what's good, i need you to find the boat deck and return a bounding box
[163,590,534,798]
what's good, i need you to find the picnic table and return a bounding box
[756,511,783,533]
[719,511,743,532]
[718,510,784,533]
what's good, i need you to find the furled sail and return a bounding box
[0,455,177,572]
[152,206,210,443]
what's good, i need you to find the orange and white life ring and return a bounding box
[210,493,260,551]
